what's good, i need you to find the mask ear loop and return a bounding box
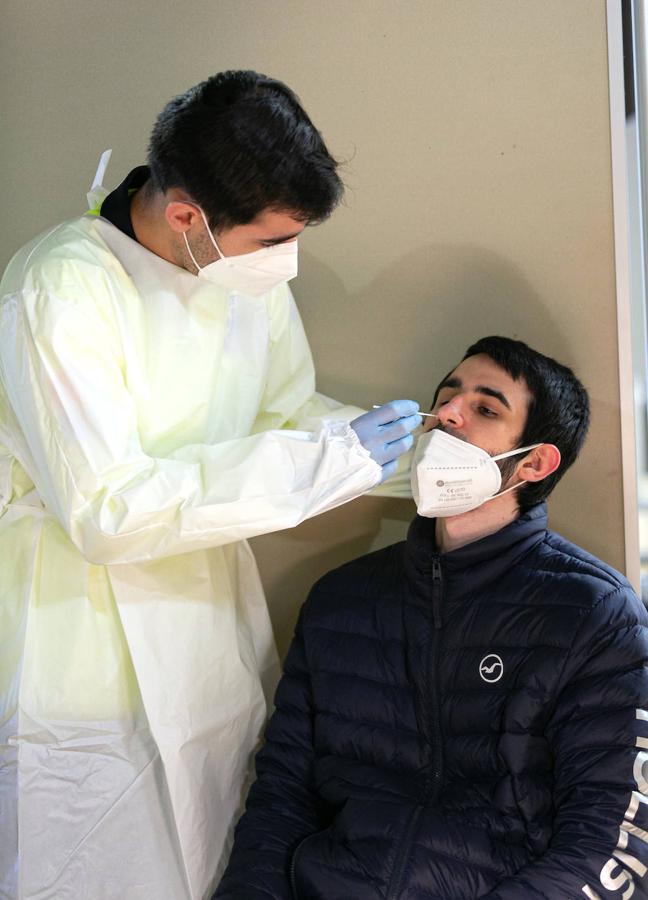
[195,206,227,258]
[491,481,525,500]
[182,204,227,273]
[492,442,542,462]
[489,443,543,500]
[183,231,202,272]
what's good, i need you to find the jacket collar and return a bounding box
[404,503,548,600]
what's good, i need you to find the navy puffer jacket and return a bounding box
[216,505,648,899]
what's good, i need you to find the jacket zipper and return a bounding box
[426,557,444,798]
[385,555,445,900]
[289,834,310,899]
[431,557,443,630]
[384,804,424,900]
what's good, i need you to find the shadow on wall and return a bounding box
[294,242,571,408]
[254,243,587,659]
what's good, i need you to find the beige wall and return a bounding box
[1,1,621,657]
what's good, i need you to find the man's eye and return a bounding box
[478,406,497,417]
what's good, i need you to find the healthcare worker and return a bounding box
[0,71,419,900]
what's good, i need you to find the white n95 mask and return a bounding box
[183,206,298,297]
[411,429,541,518]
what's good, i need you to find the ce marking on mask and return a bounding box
[440,484,468,495]
[479,654,504,683]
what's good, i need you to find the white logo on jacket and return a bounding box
[479,654,503,683]
[583,709,648,899]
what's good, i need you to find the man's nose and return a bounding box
[437,397,465,428]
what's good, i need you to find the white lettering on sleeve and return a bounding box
[600,858,635,898]
[596,712,648,897]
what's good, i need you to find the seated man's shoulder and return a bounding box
[538,528,645,623]
[303,541,407,624]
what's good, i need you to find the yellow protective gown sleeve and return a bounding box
[0,231,381,566]
[0,214,384,900]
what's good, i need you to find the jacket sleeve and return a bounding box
[483,585,648,900]
[0,278,381,565]
[215,608,322,899]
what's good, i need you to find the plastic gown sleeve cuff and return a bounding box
[325,420,383,477]
[370,445,413,499]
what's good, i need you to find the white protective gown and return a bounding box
[0,192,387,900]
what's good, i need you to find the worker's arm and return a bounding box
[0,278,388,566]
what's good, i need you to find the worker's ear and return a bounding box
[164,189,203,234]
[516,444,561,483]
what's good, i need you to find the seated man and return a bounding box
[216,336,648,900]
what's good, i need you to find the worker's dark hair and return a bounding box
[432,336,590,514]
[147,70,343,231]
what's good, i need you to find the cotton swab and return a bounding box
[372,405,438,418]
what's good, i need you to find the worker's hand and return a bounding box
[351,400,421,481]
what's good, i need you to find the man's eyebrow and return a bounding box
[257,232,301,244]
[437,376,461,391]
[436,377,512,410]
[476,386,511,410]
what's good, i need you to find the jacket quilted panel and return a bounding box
[216,505,648,899]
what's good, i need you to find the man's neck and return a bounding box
[435,494,521,554]
[130,184,178,266]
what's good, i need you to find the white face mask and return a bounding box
[411,428,542,518]
[183,206,299,297]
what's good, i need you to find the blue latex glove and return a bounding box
[351,400,421,481]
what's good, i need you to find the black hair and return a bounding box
[147,70,343,231]
[433,335,590,514]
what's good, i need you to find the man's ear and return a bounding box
[164,189,202,234]
[165,200,202,234]
[516,444,561,483]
